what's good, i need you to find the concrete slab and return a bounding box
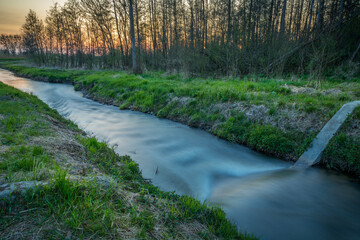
[294,100,360,168]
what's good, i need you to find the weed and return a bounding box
[268,107,277,115]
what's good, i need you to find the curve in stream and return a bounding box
[1,69,360,240]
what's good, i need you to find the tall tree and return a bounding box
[22,10,44,62]
[11,0,360,75]
[129,0,137,72]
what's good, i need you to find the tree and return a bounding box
[129,0,138,72]
[0,34,22,55]
[13,0,360,76]
[22,10,45,63]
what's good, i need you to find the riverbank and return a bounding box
[0,59,359,177]
[322,106,360,176]
[0,82,252,239]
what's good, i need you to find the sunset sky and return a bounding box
[0,0,66,34]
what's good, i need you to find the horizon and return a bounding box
[0,0,66,34]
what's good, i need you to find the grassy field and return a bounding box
[1,59,359,176]
[0,82,253,239]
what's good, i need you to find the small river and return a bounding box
[1,69,360,240]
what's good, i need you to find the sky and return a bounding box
[0,0,67,34]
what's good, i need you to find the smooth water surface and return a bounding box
[1,69,360,240]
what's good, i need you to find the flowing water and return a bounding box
[1,69,360,240]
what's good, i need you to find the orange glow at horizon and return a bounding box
[0,0,67,34]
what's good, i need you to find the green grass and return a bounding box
[0,57,25,62]
[0,78,253,239]
[77,135,250,238]
[1,60,359,162]
[0,83,75,146]
[0,146,49,171]
[0,81,78,182]
[322,106,360,177]
[0,145,55,182]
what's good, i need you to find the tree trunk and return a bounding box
[113,0,124,58]
[338,0,344,26]
[135,0,141,69]
[129,0,137,72]
[307,0,315,40]
[315,0,323,35]
[280,0,287,35]
[227,0,231,43]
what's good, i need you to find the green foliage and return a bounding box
[215,114,309,158]
[168,195,246,238]
[268,107,277,115]
[0,58,25,62]
[0,82,79,182]
[0,145,50,172]
[27,171,124,236]
[78,136,142,184]
[246,125,294,154]
[322,107,360,176]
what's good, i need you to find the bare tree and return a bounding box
[13,0,360,76]
[129,0,137,72]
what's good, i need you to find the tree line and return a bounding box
[0,34,23,55]
[1,0,360,77]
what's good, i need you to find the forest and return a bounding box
[1,0,359,77]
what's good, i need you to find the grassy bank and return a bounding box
[0,82,252,239]
[321,106,360,177]
[1,60,359,174]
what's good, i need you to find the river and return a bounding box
[1,69,360,240]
